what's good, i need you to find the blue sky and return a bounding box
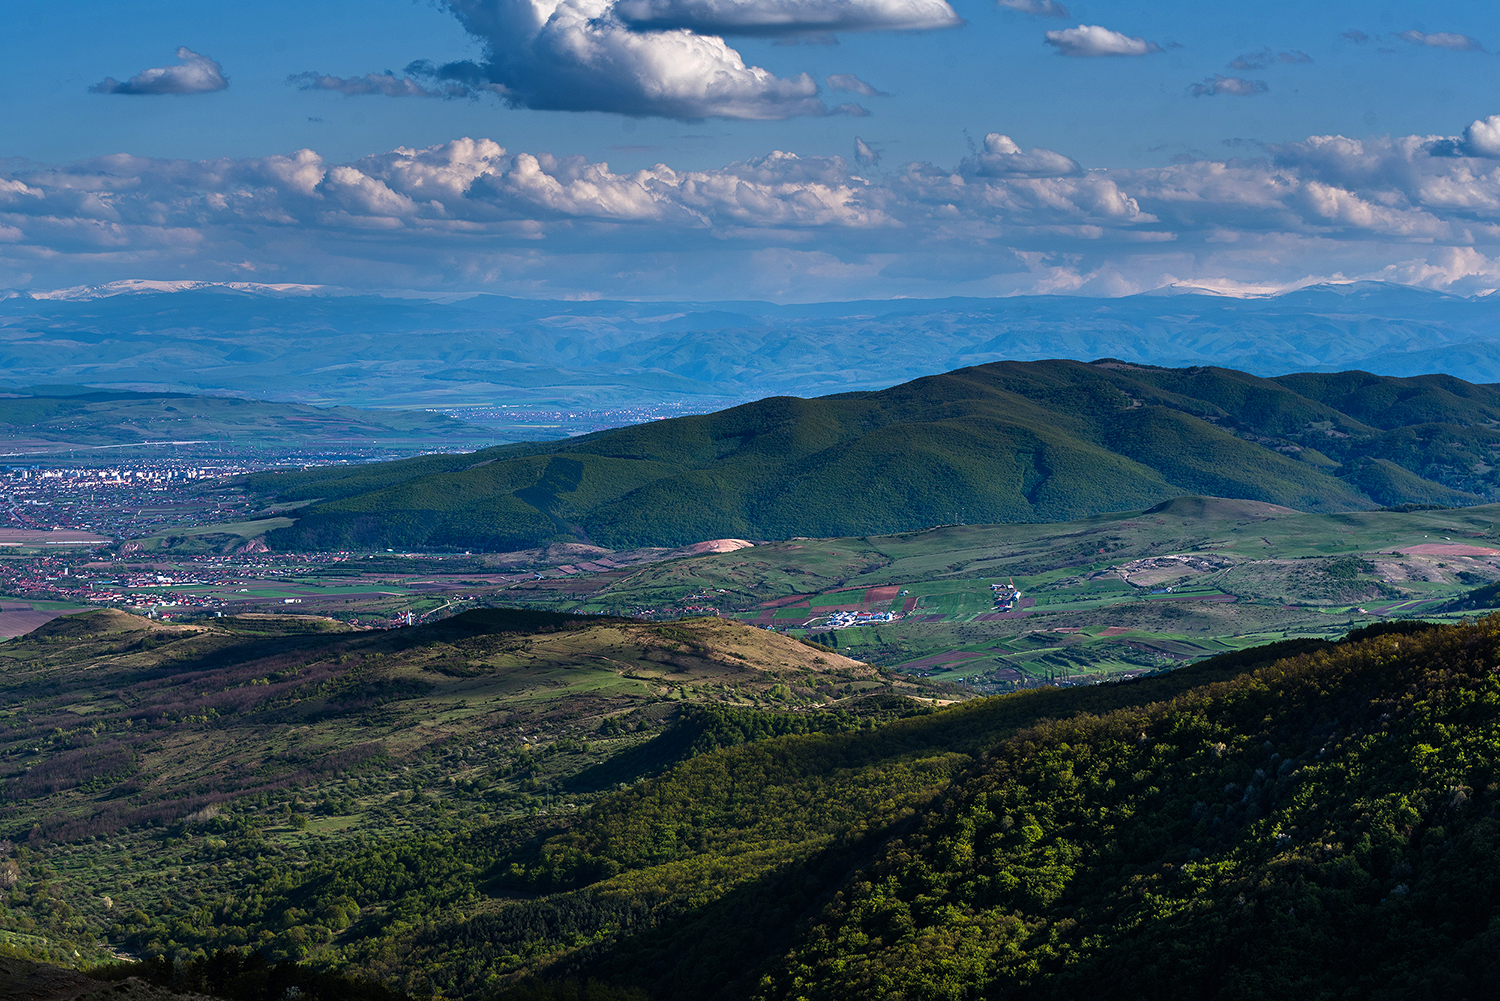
[4,0,1500,299]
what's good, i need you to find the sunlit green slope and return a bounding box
[248,360,1500,552]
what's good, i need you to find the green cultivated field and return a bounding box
[496,497,1500,688]
[64,496,1500,691]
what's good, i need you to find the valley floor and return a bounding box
[6,498,1498,690]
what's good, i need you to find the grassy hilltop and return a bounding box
[246,360,1500,552]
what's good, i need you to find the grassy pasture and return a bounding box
[509,498,1500,687]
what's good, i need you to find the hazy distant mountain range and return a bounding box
[0,385,495,457]
[249,359,1500,551]
[1,280,1496,411]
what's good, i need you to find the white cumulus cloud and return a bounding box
[1190,75,1269,97]
[1398,29,1484,51]
[1044,24,1161,58]
[997,0,1069,17]
[826,74,888,96]
[962,134,1080,177]
[1461,115,1500,157]
[90,47,228,95]
[297,0,955,119]
[453,0,832,119]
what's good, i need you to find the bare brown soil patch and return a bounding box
[1401,543,1500,557]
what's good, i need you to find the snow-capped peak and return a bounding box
[9,279,330,302]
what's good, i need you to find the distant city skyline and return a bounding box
[5,0,1500,300]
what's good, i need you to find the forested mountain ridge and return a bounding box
[7,607,1500,998]
[248,360,1500,551]
[73,616,1500,1001]
[761,617,1500,1000]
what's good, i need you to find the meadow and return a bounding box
[504,497,1500,688]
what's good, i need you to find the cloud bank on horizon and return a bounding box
[10,116,1500,300]
[13,0,1500,302]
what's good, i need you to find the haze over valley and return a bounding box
[5,280,1500,415]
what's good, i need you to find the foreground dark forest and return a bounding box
[1,607,1498,999]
